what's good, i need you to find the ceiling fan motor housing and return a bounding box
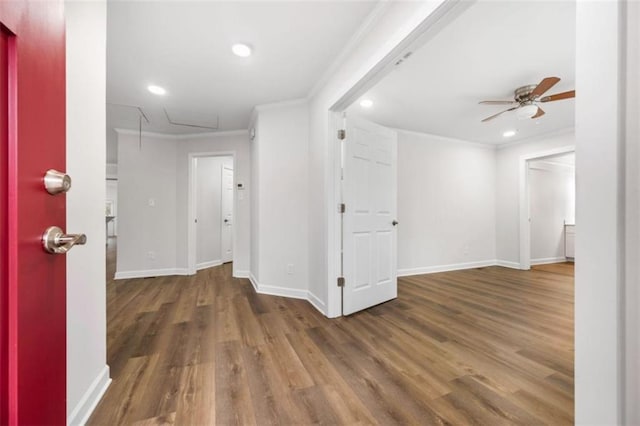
[514,84,539,103]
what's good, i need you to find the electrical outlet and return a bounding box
[287,264,294,275]
[147,251,156,260]
[148,198,156,207]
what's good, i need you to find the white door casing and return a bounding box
[342,117,398,315]
[221,165,234,263]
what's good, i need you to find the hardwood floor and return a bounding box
[89,242,574,425]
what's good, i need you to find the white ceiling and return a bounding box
[106,1,378,162]
[348,0,576,145]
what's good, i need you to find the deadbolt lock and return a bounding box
[44,169,72,195]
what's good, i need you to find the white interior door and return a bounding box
[342,117,398,315]
[221,165,234,263]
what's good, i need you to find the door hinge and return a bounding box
[339,203,346,213]
[337,276,345,287]
[337,129,346,140]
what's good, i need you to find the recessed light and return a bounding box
[232,43,252,57]
[360,99,373,108]
[503,130,517,138]
[147,85,166,96]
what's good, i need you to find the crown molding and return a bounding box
[393,127,497,150]
[253,98,308,112]
[497,127,575,150]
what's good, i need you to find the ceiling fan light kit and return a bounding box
[479,76,575,123]
[517,104,539,120]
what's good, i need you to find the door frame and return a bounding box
[187,151,236,275]
[325,0,474,317]
[221,164,234,264]
[518,145,575,270]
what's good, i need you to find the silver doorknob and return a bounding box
[392,220,399,226]
[44,169,71,195]
[42,226,87,254]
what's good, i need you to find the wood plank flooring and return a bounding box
[89,241,574,425]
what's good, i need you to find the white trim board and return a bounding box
[248,274,307,300]
[495,259,522,269]
[196,259,222,271]
[114,268,189,280]
[248,273,327,315]
[398,260,496,277]
[392,127,497,150]
[398,259,524,277]
[307,291,327,316]
[253,98,307,112]
[496,127,575,150]
[67,365,111,426]
[233,270,250,279]
[531,257,569,266]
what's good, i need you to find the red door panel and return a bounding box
[1,23,9,426]
[0,2,66,425]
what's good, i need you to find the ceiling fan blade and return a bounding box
[540,90,576,102]
[530,76,561,99]
[532,107,545,119]
[481,106,519,122]
[479,100,518,105]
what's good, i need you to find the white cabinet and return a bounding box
[565,224,575,259]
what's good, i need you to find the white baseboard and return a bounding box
[196,259,222,271]
[495,259,522,269]
[398,260,496,277]
[249,273,259,292]
[233,270,250,279]
[307,291,327,315]
[531,257,568,266]
[67,365,111,426]
[247,273,308,299]
[114,268,189,280]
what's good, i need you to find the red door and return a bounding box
[0,1,67,425]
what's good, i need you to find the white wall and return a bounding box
[65,1,110,424]
[250,101,309,297]
[117,134,178,276]
[116,130,250,278]
[494,130,575,266]
[396,130,496,275]
[529,160,575,263]
[624,3,640,423]
[575,2,624,423]
[195,156,232,268]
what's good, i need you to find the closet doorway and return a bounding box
[188,153,235,273]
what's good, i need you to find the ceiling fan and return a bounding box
[479,76,575,122]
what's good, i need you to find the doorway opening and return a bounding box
[519,147,575,270]
[187,152,235,274]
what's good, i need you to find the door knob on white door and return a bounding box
[42,226,87,254]
[392,220,399,226]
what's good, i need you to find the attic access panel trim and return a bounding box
[164,107,219,130]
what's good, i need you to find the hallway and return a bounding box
[90,240,574,425]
